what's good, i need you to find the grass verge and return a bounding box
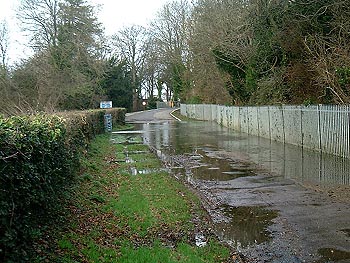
[171,109,195,122]
[33,131,234,263]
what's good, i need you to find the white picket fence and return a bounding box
[180,104,350,159]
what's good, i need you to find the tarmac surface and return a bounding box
[126,108,176,123]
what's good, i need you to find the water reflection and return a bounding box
[190,149,255,181]
[214,205,278,249]
[135,121,350,186]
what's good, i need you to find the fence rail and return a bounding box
[181,104,350,159]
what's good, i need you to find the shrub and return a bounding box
[0,108,125,262]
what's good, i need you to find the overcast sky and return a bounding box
[0,0,171,64]
[91,0,168,35]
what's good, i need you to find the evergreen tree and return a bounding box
[100,58,133,112]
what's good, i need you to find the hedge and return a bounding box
[0,108,125,262]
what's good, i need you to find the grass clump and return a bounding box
[171,109,196,122]
[35,132,232,262]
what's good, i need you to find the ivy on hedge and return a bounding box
[0,108,125,262]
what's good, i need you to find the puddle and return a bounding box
[213,205,278,250]
[177,149,257,182]
[340,229,350,238]
[112,130,145,134]
[111,134,142,144]
[130,167,167,176]
[111,137,141,144]
[195,232,207,247]
[192,166,254,181]
[317,248,350,262]
[127,151,149,154]
[125,157,134,163]
[130,167,138,176]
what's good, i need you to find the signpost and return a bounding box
[104,113,112,132]
[100,101,113,132]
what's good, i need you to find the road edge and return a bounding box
[170,108,182,122]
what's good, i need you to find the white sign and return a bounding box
[100,101,112,109]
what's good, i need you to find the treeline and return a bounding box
[158,0,350,105]
[186,0,350,105]
[0,0,135,115]
[1,0,349,115]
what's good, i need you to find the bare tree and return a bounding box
[151,0,191,62]
[17,0,60,50]
[112,25,148,111]
[187,0,252,104]
[13,0,105,112]
[302,0,350,103]
[150,0,192,101]
[0,20,11,114]
[0,20,9,71]
[142,36,162,100]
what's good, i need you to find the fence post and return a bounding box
[317,104,323,180]
[281,105,285,143]
[317,104,322,153]
[268,106,271,141]
[348,105,350,158]
[300,106,304,148]
[256,107,259,137]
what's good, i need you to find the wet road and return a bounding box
[126,108,177,123]
[125,109,350,263]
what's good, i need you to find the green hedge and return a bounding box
[0,108,125,262]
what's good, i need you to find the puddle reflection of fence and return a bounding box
[181,104,350,159]
[141,122,171,149]
[138,121,350,186]
[182,104,350,186]
[221,136,350,186]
